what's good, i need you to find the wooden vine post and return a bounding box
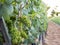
[0,17,11,45]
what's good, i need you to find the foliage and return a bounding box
[0,0,47,45]
[51,16,60,25]
[51,10,60,17]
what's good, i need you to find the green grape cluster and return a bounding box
[20,30,28,39]
[5,17,21,45]
[18,15,31,27]
[10,28,22,45]
[6,16,29,44]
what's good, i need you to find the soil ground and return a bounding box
[44,21,60,45]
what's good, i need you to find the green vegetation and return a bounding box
[51,16,60,25]
[0,0,47,45]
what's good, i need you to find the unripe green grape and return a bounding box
[19,15,31,27]
[20,30,28,39]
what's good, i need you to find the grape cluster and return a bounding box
[18,15,31,27]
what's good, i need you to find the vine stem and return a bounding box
[19,2,23,17]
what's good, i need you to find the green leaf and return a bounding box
[5,0,14,4]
